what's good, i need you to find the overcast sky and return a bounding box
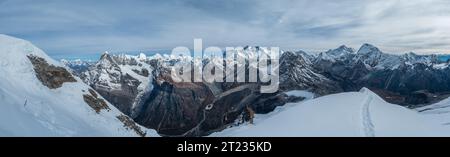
[1,0,450,57]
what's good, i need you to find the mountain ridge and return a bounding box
[0,34,157,137]
[60,42,450,136]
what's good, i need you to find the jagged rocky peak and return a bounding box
[97,51,119,67]
[316,51,335,62]
[338,45,355,52]
[326,45,355,57]
[100,51,111,60]
[280,50,342,95]
[152,53,164,60]
[61,59,96,76]
[406,51,418,57]
[79,51,155,116]
[281,50,312,65]
[357,43,383,55]
[294,50,315,61]
[97,51,136,66]
[403,52,423,60]
[242,45,273,53]
[355,43,384,67]
[137,53,147,61]
[402,52,441,65]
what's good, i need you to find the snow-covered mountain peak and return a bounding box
[242,45,274,52]
[100,51,111,59]
[401,51,441,65]
[152,53,163,59]
[338,45,353,51]
[316,52,335,62]
[281,51,311,64]
[357,43,382,55]
[326,45,355,57]
[354,44,385,67]
[137,53,147,61]
[97,52,120,68]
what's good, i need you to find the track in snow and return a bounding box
[361,96,375,137]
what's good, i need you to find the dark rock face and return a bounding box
[279,51,343,95]
[405,91,429,105]
[27,55,77,89]
[365,63,450,94]
[134,61,292,136]
[199,84,290,136]
[135,68,215,136]
[117,114,146,137]
[80,53,147,115]
[93,73,141,115]
[361,63,450,106]
[315,58,370,91]
[199,86,254,135]
[136,81,291,136]
[132,68,149,77]
[65,51,315,136]
[83,89,111,113]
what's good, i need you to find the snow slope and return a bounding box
[285,90,315,100]
[212,88,450,137]
[0,34,158,137]
[416,97,450,127]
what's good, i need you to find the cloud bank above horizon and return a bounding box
[1,0,450,56]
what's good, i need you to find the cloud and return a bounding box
[1,0,450,56]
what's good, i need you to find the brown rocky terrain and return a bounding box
[27,55,77,89]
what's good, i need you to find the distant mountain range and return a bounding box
[61,43,450,136]
[2,34,450,137]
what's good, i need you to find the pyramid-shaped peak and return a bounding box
[325,45,355,57]
[337,45,353,50]
[357,43,382,55]
[137,53,147,60]
[100,51,111,59]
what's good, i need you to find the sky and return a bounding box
[1,0,450,58]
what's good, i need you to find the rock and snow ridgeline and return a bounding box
[0,34,157,137]
[2,34,450,137]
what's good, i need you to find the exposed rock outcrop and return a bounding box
[83,89,111,113]
[117,114,147,137]
[27,55,77,89]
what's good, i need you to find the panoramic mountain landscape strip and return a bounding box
[2,0,450,154]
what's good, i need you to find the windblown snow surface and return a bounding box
[416,97,450,127]
[212,88,450,137]
[0,34,158,137]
